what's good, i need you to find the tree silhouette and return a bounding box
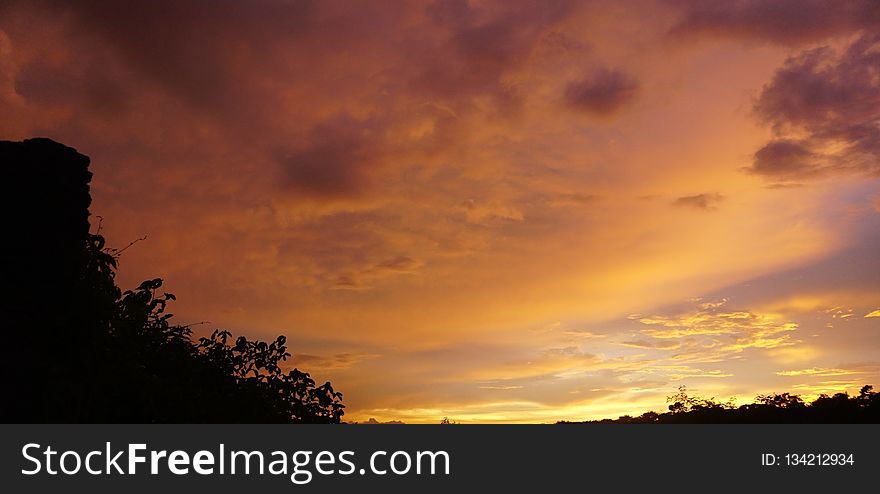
[1,138,343,423]
[560,385,880,424]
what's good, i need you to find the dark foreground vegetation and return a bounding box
[4,138,873,425]
[559,385,880,424]
[1,138,343,423]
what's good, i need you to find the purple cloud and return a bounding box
[563,68,639,117]
[672,193,725,211]
[748,34,880,181]
[668,0,880,45]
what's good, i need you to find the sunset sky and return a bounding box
[2,0,879,422]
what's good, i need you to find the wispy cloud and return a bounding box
[629,299,799,363]
[671,193,725,211]
[776,367,862,377]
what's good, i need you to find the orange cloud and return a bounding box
[2,0,879,423]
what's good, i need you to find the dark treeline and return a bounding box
[1,138,343,423]
[559,385,880,424]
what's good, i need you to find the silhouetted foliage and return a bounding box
[1,138,343,423]
[666,386,736,415]
[559,385,880,424]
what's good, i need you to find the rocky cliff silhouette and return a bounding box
[2,139,95,420]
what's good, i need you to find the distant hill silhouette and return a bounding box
[559,385,880,424]
[0,138,343,423]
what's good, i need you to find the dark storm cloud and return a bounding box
[751,139,823,180]
[4,0,418,134]
[668,0,880,45]
[3,0,587,201]
[5,0,583,120]
[277,117,384,198]
[412,0,576,113]
[563,68,638,117]
[672,193,724,211]
[30,0,319,109]
[748,34,880,180]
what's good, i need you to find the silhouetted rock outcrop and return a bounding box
[2,138,93,320]
[1,138,95,420]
